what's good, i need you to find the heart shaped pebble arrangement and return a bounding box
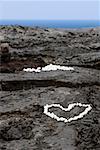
[44,103,92,123]
[23,65,92,123]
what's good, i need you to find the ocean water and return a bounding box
[0,20,100,28]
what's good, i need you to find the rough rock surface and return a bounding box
[0,26,100,150]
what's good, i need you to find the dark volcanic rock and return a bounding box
[63,52,100,69]
[0,67,100,91]
[0,43,9,53]
[0,26,100,150]
[0,26,100,72]
[0,43,11,63]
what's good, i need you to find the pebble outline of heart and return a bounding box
[23,65,92,122]
[44,103,92,123]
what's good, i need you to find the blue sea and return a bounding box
[0,20,100,28]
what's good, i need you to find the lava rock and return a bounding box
[0,26,100,150]
[0,43,11,63]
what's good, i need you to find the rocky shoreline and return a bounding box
[0,26,100,150]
